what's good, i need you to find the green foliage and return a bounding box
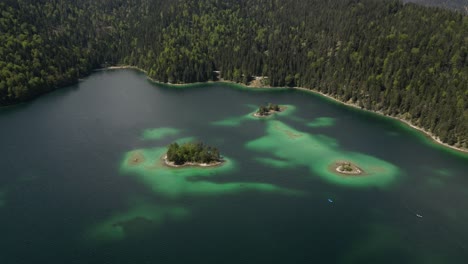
[269,103,281,112]
[403,0,468,14]
[257,103,280,116]
[166,141,221,165]
[342,163,354,172]
[257,105,268,116]
[0,0,467,148]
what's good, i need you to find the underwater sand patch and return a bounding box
[366,166,386,173]
[272,123,303,139]
[128,151,145,166]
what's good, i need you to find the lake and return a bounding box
[0,69,467,264]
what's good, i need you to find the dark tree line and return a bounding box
[0,0,467,148]
[257,103,280,116]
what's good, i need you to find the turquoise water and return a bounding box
[0,69,467,264]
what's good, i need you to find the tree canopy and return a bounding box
[166,142,221,165]
[257,103,280,116]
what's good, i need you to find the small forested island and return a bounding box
[332,161,363,176]
[254,103,284,117]
[164,142,223,167]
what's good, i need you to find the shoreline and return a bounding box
[162,155,224,168]
[103,65,467,154]
[291,86,468,154]
[253,112,274,118]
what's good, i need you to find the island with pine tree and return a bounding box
[253,103,286,117]
[164,142,223,167]
[330,161,363,176]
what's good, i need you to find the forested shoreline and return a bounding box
[1,0,467,149]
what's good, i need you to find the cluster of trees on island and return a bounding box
[340,163,355,172]
[257,103,281,116]
[0,0,466,148]
[166,142,221,165]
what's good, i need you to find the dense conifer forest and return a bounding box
[0,0,467,148]
[166,142,221,165]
